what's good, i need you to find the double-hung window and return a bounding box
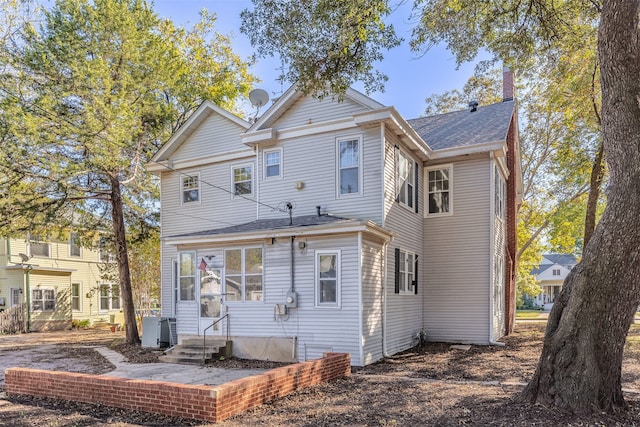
[179,252,196,301]
[397,150,417,210]
[426,165,452,216]
[32,288,56,311]
[29,235,50,258]
[72,282,81,311]
[224,247,263,302]
[337,137,361,196]
[100,284,120,311]
[395,249,416,294]
[181,173,200,204]
[69,232,81,257]
[315,251,340,306]
[232,165,253,196]
[264,149,282,179]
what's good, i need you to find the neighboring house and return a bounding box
[0,234,120,331]
[148,68,522,366]
[531,253,578,310]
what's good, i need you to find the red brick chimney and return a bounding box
[503,66,514,101]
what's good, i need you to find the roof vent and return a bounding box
[468,100,479,112]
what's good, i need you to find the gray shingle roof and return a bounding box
[407,100,515,150]
[542,253,578,266]
[168,214,355,239]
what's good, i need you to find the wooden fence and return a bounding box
[0,303,28,334]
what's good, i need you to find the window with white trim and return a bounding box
[179,252,196,301]
[224,247,263,302]
[264,148,282,179]
[495,167,505,219]
[399,250,416,294]
[315,251,340,306]
[181,173,200,204]
[29,235,50,258]
[337,137,361,196]
[397,150,416,209]
[100,283,120,311]
[426,165,452,215]
[32,288,56,311]
[552,269,561,276]
[98,236,116,263]
[72,282,81,311]
[232,165,253,196]
[69,232,81,257]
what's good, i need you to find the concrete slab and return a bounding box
[94,347,266,386]
[449,344,472,351]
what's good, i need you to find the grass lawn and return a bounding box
[515,309,545,318]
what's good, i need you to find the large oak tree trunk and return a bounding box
[111,177,141,344]
[519,0,640,413]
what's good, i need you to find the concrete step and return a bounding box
[160,340,232,365]
[158,355,205,365]
[181,337,228,347]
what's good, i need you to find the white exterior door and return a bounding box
[199,267,224,335]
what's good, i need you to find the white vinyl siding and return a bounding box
[424,157,491,344]
[382,134,423,356]
[256,127,383,222]
[270,95,371,130]
[361,238,384,365]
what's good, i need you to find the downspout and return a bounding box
[290,236,295,293]
[382,240,391,357]
[6,238,11,262]
[255,145,260,219]
[488,155,505,347]
[357,232,364,365]
[26,265,32,332]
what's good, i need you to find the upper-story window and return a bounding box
[426,165,452,216]
[397,150,416,210]
[232,164,253,196]
[98,236,116,263]
[495,167,505,219]
[553,269,561,276]
[29,235,50,258]
[69,232,81,257]
[181,173,200,204]
[264,148,282,179]
[337,137,362,197]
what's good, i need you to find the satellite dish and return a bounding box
[249,89,269,108]
[18,253,31,263]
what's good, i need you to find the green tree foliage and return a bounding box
[240,0,401,98]
[0,0,255,343]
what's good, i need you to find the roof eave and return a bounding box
[163,219,393,246]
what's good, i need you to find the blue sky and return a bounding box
[152,0,489,119]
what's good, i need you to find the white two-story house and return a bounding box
[149,70,522,366]
[531,253,578,310]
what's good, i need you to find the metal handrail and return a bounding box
[203,313,229,363]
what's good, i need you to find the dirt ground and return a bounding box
[2,324,640,426]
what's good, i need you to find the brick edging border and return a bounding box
[5,352,350,423]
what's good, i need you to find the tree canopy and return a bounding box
[0,0,255,343]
